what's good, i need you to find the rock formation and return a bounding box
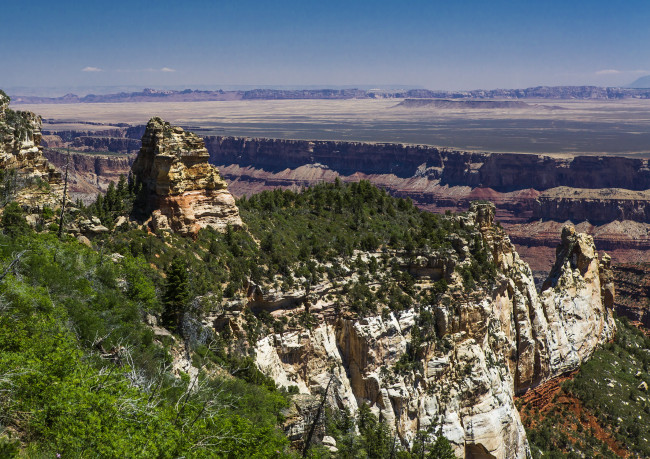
[244,203,615,458]
[0,91,62,208]
[131,117,242,235]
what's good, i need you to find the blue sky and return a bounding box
[2,0,649,93]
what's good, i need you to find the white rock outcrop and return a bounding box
[252,203,615,458]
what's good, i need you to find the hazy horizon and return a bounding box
[2,0,649,94]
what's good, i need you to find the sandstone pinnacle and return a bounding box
[131,117,243,235]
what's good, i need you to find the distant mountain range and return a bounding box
[625,75,650,88]
[10,85,650,104]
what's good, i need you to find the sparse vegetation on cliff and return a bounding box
[521,318,650,458]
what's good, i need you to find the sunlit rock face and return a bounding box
[244,202,614,458]
[131,117,242,235]
[0,90,63,208]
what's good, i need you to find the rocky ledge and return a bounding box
[131,117,242,235]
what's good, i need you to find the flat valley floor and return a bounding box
[16,98,650,157]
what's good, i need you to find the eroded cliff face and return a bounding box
[131,117,242,235]
[43,149,133,202]
[248,203,614,458]
[0,91,62,208]
[205,136,650,192]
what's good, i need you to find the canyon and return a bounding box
[40,128,650,326]
[0,109,632,456]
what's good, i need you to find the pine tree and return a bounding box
[105,182,117,213]
[116,174,128,199]
[162,257,189,333]
[1,202,29,237]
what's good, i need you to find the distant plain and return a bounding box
[17,98,650,157]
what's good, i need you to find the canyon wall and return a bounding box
[244,203,615,458]
[43,149,133,201]
[42,125,145,153]
[205,136,650,191]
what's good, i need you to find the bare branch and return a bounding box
[0,250,27,282]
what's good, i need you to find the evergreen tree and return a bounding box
[357,403,393,458]
[1,201,29,237]
[162,257,190,332]
[105,181,118,213]
[116,174,128,199]
[428,435,455,459]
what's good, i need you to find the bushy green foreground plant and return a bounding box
[0,230,293,457]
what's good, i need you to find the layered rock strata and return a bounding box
[244,203,614,458]
[131,117,242,235]
[205,137,650,191]
[0,91,62,208]
[533,187,650,223]
[612,263,650,328]
[204,136,650,269]
[43,149,133,203]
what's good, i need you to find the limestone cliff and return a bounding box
[244,203,614,458]
[0,91,62,208]
[131,117,242,235]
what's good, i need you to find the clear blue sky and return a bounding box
[2,0,649,93]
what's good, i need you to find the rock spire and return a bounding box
[131,117,242,235]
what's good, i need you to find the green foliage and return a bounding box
[238,181,456,268]
[0,436,19,458]
[0,230,294,457]
[410,426,455,459]
[1,201,29,237]
[561,318,650,457]
[86,174,135,226]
